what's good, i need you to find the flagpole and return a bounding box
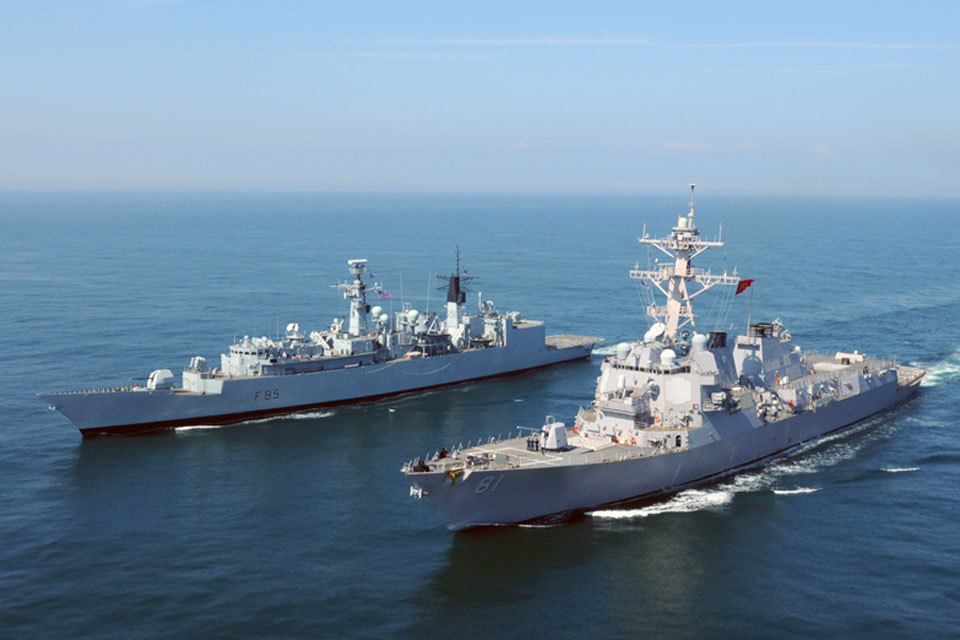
[747,284,754,332]
[426,273,431,314]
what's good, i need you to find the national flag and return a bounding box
[379,290,392,300]
[735,279,755,296]
[639,279,649,288]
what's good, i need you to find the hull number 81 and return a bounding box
[474,474,505,495]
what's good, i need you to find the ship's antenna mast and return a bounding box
[426,273,432,313]
[629,186,742,340]
[333,258,381,336]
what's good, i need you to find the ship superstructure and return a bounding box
[41,256,601,436]
[403,188,925,528]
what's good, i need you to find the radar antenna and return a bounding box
[331,258,383,336]
[629,187,744,340]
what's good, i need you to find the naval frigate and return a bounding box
[403,187,926,529]
[40,255,601,436]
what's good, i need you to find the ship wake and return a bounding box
[918,345,960,387]
[176,409,337,433]
[587,423,891,521]
[588,488,733,520]
[772,487,821,495]
[174,424,225,433]
[288,410,337,420]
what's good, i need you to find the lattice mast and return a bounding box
[629,185,741,340]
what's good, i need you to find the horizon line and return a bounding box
[1,186,958,198]
[363,36,960,50]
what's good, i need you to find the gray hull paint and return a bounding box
[415,378,919,528]
[42,342,593,433]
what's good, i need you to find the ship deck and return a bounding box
[545,335,604,349]
[416,433,651,474]
[409,355,926,476]
[779,353,923,390]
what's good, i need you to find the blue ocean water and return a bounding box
[1,192,958,639]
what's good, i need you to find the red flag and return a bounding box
[735,279,755,295]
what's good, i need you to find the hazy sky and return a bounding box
[2,1,959,194]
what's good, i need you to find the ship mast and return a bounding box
[629,185,740,340]
[334,259,382,336]
[442,246,470,332]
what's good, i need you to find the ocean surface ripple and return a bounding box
[1,192,959,639]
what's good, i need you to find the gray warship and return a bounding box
[403,187,926,528]
[40,255,601,436]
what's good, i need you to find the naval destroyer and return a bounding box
[40,255,601,436]
[403,187,926,528]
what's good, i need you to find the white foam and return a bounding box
[917,346,960,387]
[174,409,335,433]
[513,398,524,403]
[589,488,732,520]
[175,424,224,433]
[592,344,621,356]
[589,409,894,521]
[765,420,880,477]
[726,471,768,494]
[288,410,336,420]
[882,467,919,473]
[769,446,855,476]
[240,409,337,425]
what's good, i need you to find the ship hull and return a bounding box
[411,377,921,529]
[41,341,594,437]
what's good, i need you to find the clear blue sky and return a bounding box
[2,1,959,194]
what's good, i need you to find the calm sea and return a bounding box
[1,192,958,639]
